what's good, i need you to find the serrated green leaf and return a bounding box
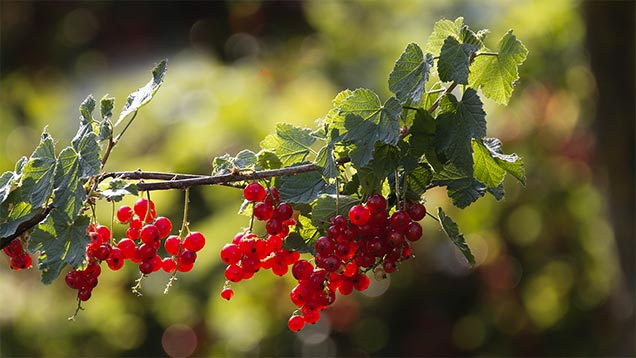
[460,25,485,48]
[20,131,56,207]
[260,123,316,166]
[407,163,433,196]
[425,17,464,56]
[472,139,506,188]
[115,59,168,126]
[311,194,359,230]
[0,171,17,205]
[357,166,383,197]
[468,30,528,105]
[388,43,435,104]
[71,123,101,178]
[435,88,486,176]
[0,194,37,238]
[409,109,443,171]
[99,178,139,202]
[482,137,526,185]
[284,215,318,254]
[368,142,400,178]
[333,92,401,168]
[100,95,115,121]
[212,150,258,175]
[283,232,315,254]
[488,184,505,200]
[438,36,479,84]
[256,150,282,170]
[323,89,354,126]
[14,156,27,175]
[438,207,475,266]
[79,95,96,124]
[51,147,89,221]
[278,170,332,204]
[446,178,487,209]
[29,211,91,284]
[315,144,338,179]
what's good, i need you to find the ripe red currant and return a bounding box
[134,198,156,223]
[154,217,172,238]
[349,205,371,226]
[117,205,133,223]
[183,232,206,252]
[243,182,266,202]
[220,287,234,301]
[288,315,305,332]
[407,202,427,221]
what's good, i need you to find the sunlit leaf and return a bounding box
[260,123,316,166]
[115,59,168,126]
[388,42,434,104]
[438,36,479,84]
[438,207,475,266]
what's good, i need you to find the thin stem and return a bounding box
[164,188,190,294]
[475,51,498,57]
[427,82,458,114]
[426,211,440,223]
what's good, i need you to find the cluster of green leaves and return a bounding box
[216,18,527,264]
[0,61,167,283]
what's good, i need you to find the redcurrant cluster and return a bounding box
[2,238,32,270]
[219,182,297,299]
[115,198,206,274]
[64,197,206,304]
[285,194,426,331]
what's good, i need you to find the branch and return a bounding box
[104,163,325,191]
[0,204,54,250]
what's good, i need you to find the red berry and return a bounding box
[164,235,180,256]
[220,288,234,301]
[183,232,206,252]
[404,221,423,242]
[95,225,111,244]
[85,261,101,277]
[352,273,370,291]
[139,260,154,274]
[78,288,92,301]
[243,182,266,202]
[348,205,371,226]
[95,244,112,261]
[129,217,143,231]
[126,227,140,241]
[225,264,244,282]
[390,211,410,232]
[301,305,321,324]
[220,243,242,265]
[366,194,387,214]
[117,205,133,223]
[107,249,125,270]
[273,202,293,220]
[292,260,314,281]
[314,236,335,256]
[288,315,305,332]
[253,202,274,221]
[179,249,197,265]
[117,238,136,259]
[407,202,427,221]
[265,218,283,236]
[153,217,172,238]
[140,224,160,244]
[138,243,157,261]
[162,257,177,273]
[177,261,194,272]
[3,239,23,257]
[134,198,156,223]
[9,252,32,270]
[150,255,163,272]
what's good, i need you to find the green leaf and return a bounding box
[20,131,56,207]
[0,171,17,205]
[115,59,168,126]
[333,91,401,168]
[315,144,338,179]
[482,137,526,185]
[79,95,96,124]
[488,184,505,200]
[311,194,359,229]
[425,17,464,56]
[406,163,433,196]
[29,211,91,284]
[278,170,332,204]
[468,30,528,105]
[212,150,258,175]
[70,123,101,179]
[99,178,139,202]
[446,178,487,209]
[51,146,92,221]
[368,142,400,178]
[438,207,475,266]
[100,95,115,121]
[435,88,486,175]
[472,139,506,188]
[409,109,443,171]
[256,150,282,170]
[283,232,315,254]
[388,42,435,104]
[357,166,383,197]
[438,36,479,84]
[260,123,316,166]
[0,195,37,238]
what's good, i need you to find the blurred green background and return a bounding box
[1,1,634,357]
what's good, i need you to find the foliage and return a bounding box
[0,18,526,322]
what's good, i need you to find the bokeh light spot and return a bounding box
[162,324,198,358]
